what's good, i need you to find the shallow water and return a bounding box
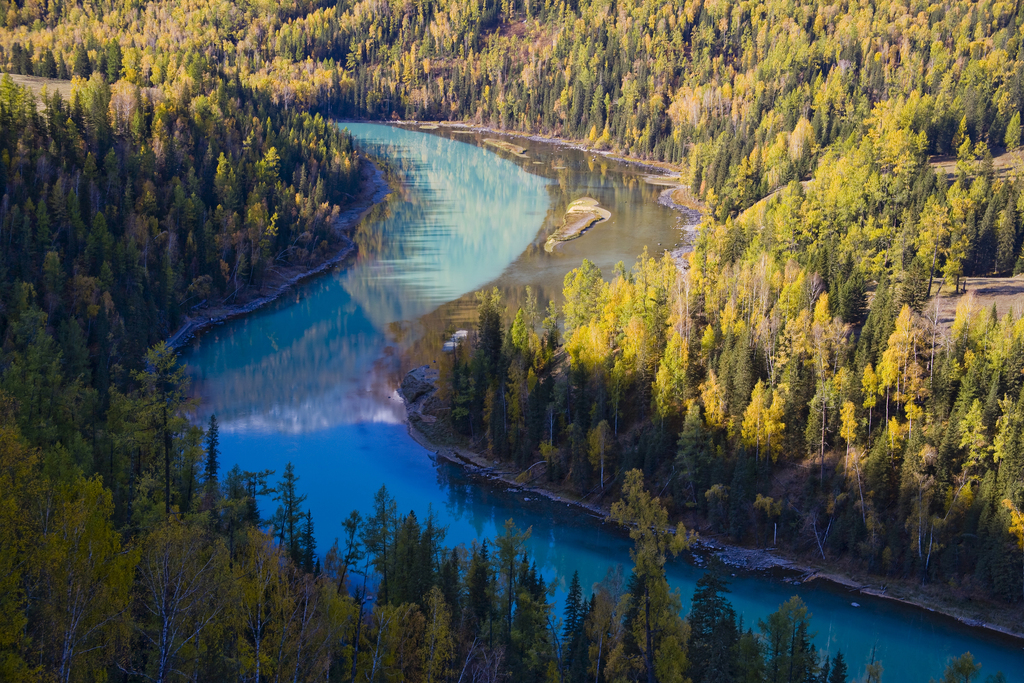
[182,123,1024,682]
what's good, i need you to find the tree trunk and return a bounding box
[350,593,364,683]
[820,396,826,482]
[926,245,937,299]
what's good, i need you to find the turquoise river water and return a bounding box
[180,123,1024,681]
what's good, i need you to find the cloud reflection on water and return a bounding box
[183,125,551,431]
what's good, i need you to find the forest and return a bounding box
[445,161,1024,607]
[1,0,1024,678]
[4,0,1023,217]
[0,394,1008,680]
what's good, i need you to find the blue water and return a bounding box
[182,124,1024,682]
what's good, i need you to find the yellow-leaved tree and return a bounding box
[588,419,613,489]
[1003,500,1024,605]
[879,305,927,435]
[741,380,786,462]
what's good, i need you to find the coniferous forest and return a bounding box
[1,0,1024,679]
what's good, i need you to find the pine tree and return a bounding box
[494,519,531,646]
[363,485,397,604]
[205,414,220,483]
[828,651,848,683]
[271,462,307,564]
[477,287,504,371]
[301,510,316,573]
[687,565,739,683]
[562,571,583,642]
[562,570,590,682]
[759,596,819,683]
[467,541,494,643]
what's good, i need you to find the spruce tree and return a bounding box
[271,462,307,564]
[204,414,220,483]
[562,570,583,642]
[828,651,848,683]
[759,596,819,683]
[301,510,316,573]
[363,485,397,604]
[562,571,590,682]
[467,541,494,643]
[687,565,739,683]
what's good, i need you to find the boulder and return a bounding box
[400,365,438,403]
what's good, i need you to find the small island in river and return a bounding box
[483,137,529,157]
[544,197,612,251]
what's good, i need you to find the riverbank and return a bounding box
[167,156,391,348]
[399,120,682,175]
[399,365,1024,645]
[396,120,705,266]
[395,120,708,209]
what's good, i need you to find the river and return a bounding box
[180,123,1024,681]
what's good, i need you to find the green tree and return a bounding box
[494,518,531,645]
[234,527,289,683]
[609,469,691,683]
[421,586,453,683]
[562,259,607,335]
[687,566,739,683]
[364,485,398,603]
[477,287,504,371]
[934,653,982,683]
[204,414,220,483]
[1005,113,1021,151]
[758,596,818,683]
[130,520,229,683]
[0,416,39,682]
[106,40,122,81]
[301,510,317,573]
[132,342,197,516]
[271,462,308,564]
[828,652,848,683]
[35,476,138,683]
[562,570,589,683]
[1002,499,1024,604]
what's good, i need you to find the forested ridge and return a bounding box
[6,0,1022,219]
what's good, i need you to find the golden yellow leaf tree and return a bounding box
[879,305,927,434]
[588,419,613,489]
[740,380,786,463]
[1003,500,1024,605]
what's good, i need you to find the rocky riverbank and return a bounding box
[167,156,391,348]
